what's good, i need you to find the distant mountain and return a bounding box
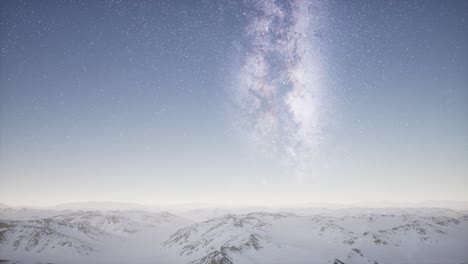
[0,203,8,209]
[417,200,468,210]
[294,200,468,210]
[348,200,468,210]
[53,201,147,211]
[51,210,189,236]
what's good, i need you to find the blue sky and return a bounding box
[0,0,467,206]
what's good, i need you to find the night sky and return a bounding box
[1,0,467,206]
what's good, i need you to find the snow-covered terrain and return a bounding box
[1,206,467,264]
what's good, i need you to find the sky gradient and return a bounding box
[1,0,467,206]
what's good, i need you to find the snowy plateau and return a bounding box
[0,204,467,264]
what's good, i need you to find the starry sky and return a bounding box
[1,0,467,206]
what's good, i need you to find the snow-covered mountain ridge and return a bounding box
[163,210,468,264]
[0,207,467,264]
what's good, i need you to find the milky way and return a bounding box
[233,0,327,178]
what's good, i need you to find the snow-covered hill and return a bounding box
[0,218,104,255]
[0,209,191,263]
[0,207,467,264]
[163,213,288,264]
[164,210,468,264]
